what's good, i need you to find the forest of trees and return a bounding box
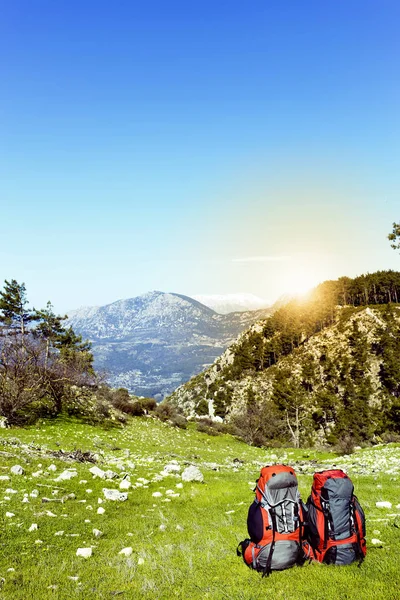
[227,270,400,379]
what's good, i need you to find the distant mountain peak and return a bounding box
[193,293,269,314]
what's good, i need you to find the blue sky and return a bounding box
[1,1,399,312]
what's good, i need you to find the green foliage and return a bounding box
[0,280,96,424]
[388,221,400,252]
[0,279,39,334]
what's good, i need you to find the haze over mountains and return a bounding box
[192,293,268,315]
[66,291,272,399]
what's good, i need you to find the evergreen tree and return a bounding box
[33,302,68,368]
[0,279,38,335]
[388,222,400,252]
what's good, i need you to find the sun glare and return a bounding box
[282,267,319,298]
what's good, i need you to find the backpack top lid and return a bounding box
[256,465,298,506]
[312,469,352,495]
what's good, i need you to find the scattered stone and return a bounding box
[93,528,103,538]
[163,463,181,473]
[0,416,8,428]
[104,470,118,480]
[32,470,43,478]
[5,512,15,518]
[159,524,167,531]
[10,465,24,476]
[30,490,39,498]
[68,576,79,581]
[119,547,133,556]
[181,466,204,483]
[138,557,144,565]
[35,539,43,544]
[89,466,106,479]
[376,501,392,509]
[48,464,57,472]
[103,489,128,501]
[119,479,131,490]
[45,510,57,517]
[28,523,38,532]
[152,492,162,498]
[97,507,105,515]
[371,538,385,546]
[5,488,18,494]
[54,531,64,536]
[55,470,78,482]
[76,547,92,558]
[0,476,10,481]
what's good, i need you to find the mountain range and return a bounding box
[66,291,272,399]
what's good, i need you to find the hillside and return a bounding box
[169,272,400,447]
[0,417,399,599]
[66,291,272,399]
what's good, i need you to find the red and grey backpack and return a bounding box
[237,464,307,576]
[306,469,366,565]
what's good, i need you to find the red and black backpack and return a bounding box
[306,469,366,565]
[237,464,307,576]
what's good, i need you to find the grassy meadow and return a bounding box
[0,417,399,600]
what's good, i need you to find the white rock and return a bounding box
[92,528,103,538]
[103,488,128,501]
[119,480,131,490]
[5,512,15,518]
[119,547,133,556]
[181,466,204,483]
[76,547,92,558]
[0,476,10,481]
[138,557,144,565]
[22,497,29,503]
[84,519,91,523]
[371,538,385,546]
[30,490,39,498]
[32,471,43,478]
[376,501,392,509]
[54,531,64,536]
[176,483,183,489]
[0,416,8,428]
[10,465,24,476]
[28,523,38,532]
[152,492,162,498]
[104,470,118,480]
[86,489,93,494]
[48,465,57,472]
[97,507,105,515]
[89,466,106,479]
[5,488,18,494]
[45,510,57,517]
[159,524,167,531]
[164,464,181,473]
[55,470,78,482]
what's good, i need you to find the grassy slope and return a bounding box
[0,418,399,600]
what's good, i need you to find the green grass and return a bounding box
[0,417,399,599]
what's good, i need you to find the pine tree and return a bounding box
[33,302,68,368]
[0,279,38,335]
[388,222,400,252]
